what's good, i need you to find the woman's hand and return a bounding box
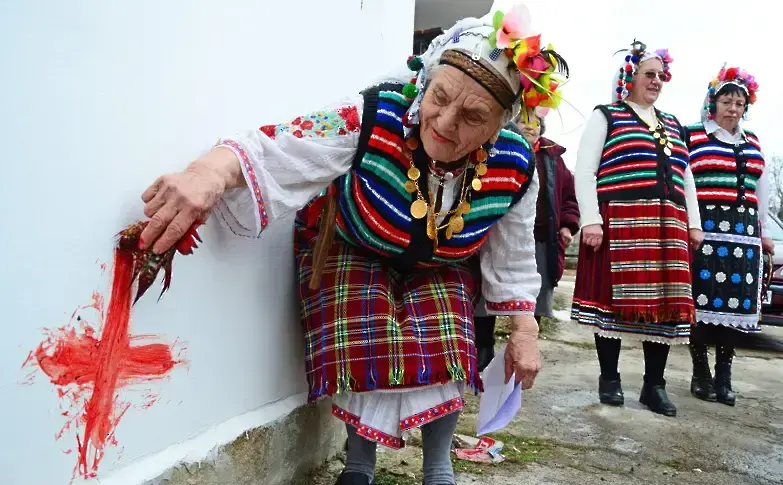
[504,314,541,389]
[762,236,775,255]
[689,228,704,250]
[140,147,243,254]
[581,224,603,251]
[559,227,574,246]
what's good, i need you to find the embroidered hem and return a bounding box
[400,397,463,431]
[332,405,404,449]
[216,140,269,231]
[578,324,692,345]
[485,300,536,315]
[696,311,762,333]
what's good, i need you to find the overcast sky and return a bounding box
[435,0,781,168]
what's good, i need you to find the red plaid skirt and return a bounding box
[295,236,482,402]
[572,199,695,342]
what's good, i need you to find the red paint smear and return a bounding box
[27,248,185,481]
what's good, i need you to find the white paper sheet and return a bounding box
[476,344,523,436]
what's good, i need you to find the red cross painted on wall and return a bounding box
[24,248,183,480]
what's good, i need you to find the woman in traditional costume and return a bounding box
[571,40,703,417]
[135,4,568,484]
[685,65,771,406]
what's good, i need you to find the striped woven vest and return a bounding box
[301,83,535,270]
[594,102,689,206]
[685,122,765,207]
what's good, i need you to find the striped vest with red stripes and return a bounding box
[594,102,689,207]
[685,122,765,207]
[295,83,535,270]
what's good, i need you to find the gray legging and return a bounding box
[343,411,460,485]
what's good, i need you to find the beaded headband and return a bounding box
[439,49,517,109]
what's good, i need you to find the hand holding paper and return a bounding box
[477,344,523,436]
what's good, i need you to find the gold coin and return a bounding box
[410,199,428,219]
[445,225,454,239]
[407,167,420,181]
[663,147,672,156]
[653,132,661,139]
[404,180,417,193]
[659,138,666,145]
[459,201,471,215]
[472,178,483,191]
[449,215,465,233]
[475,163,488,176]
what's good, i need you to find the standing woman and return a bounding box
[686,66,772,406]
[571,41,703,417]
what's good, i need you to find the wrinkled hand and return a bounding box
[140,163,227,254]
[689,228,704,250]
[581,224,603,252]
[504,315,541,389]
[762,236,775,255]
[559,227,574,246]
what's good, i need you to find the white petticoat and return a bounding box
[331,381,466,449]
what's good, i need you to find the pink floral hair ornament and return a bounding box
[613,40,673,101]
[702,64,759,122]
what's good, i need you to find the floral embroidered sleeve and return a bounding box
[214,99,363,237]
[479,169,541,316]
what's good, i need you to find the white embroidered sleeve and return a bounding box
[479,170,541,315]
[574,109,607,228]
[214,99,363,237]
[683,165,702,229]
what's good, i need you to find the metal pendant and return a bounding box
[410,199,428,219]
[449,215,465,234]
[663,147,672,157]
[472,178,483,191]
[475,163,488,176]
[404,180,417,193]
[407,167,421,181]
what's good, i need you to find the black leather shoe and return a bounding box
[335,471,373,485]
[477,346,495,372]
[640,381,677,417]
[598,375,624,406]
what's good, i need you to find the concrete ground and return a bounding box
[306,272,783,485]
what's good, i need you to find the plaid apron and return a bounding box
[296,238,482,402]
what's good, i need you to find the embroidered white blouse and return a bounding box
[213,96,541,315]
[574,101,702,230]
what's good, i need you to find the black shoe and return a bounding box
[714,346,736,406]
[598,375,624,406]
[335,471,373,485]
[640,380,677,417]
[477,346,495,372]
[689,343,716,402]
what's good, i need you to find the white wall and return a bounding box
[0,1,414,484]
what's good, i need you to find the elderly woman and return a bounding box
[571,40,703,417]
[685,66,771,407]
[136,5,568,485]
[475,109,579,371]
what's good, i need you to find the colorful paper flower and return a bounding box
[491,5,533,49]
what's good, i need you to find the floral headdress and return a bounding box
[613,40,672,102]
[401,4,569,132]
[487,6,569,124]
[702,64,759,122]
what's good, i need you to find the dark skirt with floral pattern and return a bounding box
[692,201,762,332]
